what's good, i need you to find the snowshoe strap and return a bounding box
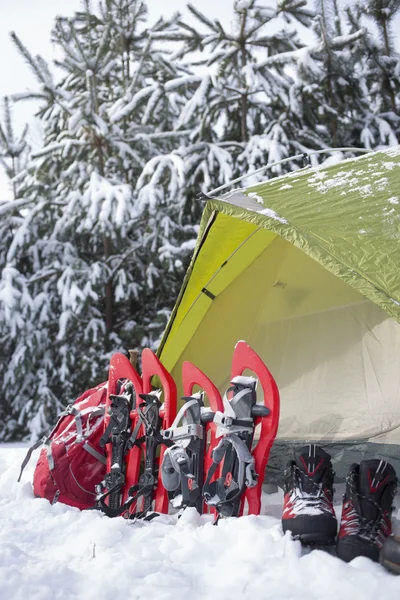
[213,380,259,438]
[97,390,134,515]
[126,415,144,450]
[98,394,165,518]
[161,393,205,512]
[96,480,153,518]
[162,399,204,444]
[203,434,257,516]
[99,392,132,449]
[213,411,253,436]
[161,445,191,491]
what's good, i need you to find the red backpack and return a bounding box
[19,383,108,510]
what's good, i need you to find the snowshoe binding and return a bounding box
[230,341,280,516]
[140,348,177,515]
[97,378,137,516]
[336,459,397,563]
[97,349,177,520]
[161,392,211,514]
[282,444,337,546]
[96,352,143,517]
[203,375,269,518]
[124,390,165,519]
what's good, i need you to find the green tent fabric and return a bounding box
[157,146,400,479]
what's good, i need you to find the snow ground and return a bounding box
[1,446,400,600]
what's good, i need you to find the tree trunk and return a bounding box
[104,236,114,332]
[381,16,397,115]
[95,130,114,333]
[239,12,248,143]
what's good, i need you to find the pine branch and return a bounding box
[328,29,365,50]
[0,197,33,216]
[187,4,220,33]
[127,34,153,96]
[0,122,8,150]
[11,92,48,102]
[31,140,86,159]
[94,21,112,69]
[0,155,13,178]
[3,97,14,144]
[10,32,49,86]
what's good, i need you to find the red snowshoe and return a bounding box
[97,348,177,518]
[202,341,280,518]
[160,360,224,514]
[96,352,143,516]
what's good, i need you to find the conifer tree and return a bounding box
[294,0,366,150]
[172,0,318,182]
[1,0,398,440]
[351,0,400,146]
[0,0,198,439]
[156,0,365,190]
[0,97,29,199]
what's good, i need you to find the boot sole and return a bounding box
[294,532,336,546]
[282,514,337,547]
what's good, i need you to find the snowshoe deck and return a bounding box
[231,341,280,516]
[161,361,224,514]
[140,348,177,515]
[99,353,143,515]
[203,341,279,518]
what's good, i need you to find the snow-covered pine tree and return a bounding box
[0,99,31,436]
[0,96,29,199]
[0,0,198,440]
[291,0,367,151]
[156,0,367,191]
[168,0,319,185]
[346,0,400,147]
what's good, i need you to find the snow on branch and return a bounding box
[256,29,365,70]
[136,154,185,213]
[109,84,157,123]
[175,75,211,129]
[80,172,136,231]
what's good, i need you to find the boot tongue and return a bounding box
[358,460,395,520]
[294,445,332,485]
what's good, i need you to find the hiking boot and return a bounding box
[282,444,337,545]
[336,459,397,563]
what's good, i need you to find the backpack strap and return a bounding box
[46,443,55,470]
[69,405,104,441]
[83,442,107,465]
[67,406,83,439]
[17,436,47,482]
[17,402,106,483]
[17,401,76,482]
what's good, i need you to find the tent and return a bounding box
[157,146,400,480]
